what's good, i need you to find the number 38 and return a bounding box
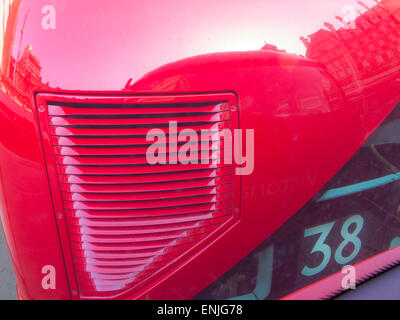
[301,215,364,277]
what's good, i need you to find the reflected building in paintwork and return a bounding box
[1,0,47,107]
[10,45,43,92]
[302,0,400,93]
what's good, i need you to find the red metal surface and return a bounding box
[0,0,399,299]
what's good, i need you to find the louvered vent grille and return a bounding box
[36,94,238,298]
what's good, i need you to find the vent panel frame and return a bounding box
[35,93,240,299]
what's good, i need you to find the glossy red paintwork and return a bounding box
[0,0,400,299]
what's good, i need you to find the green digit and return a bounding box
[253,245,274,300]
[390,237,400,249]
[334,215,364,265]
[301,222,335,277]
[228,245,274,300]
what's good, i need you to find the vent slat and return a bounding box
[76,271,159,283]
[60,176,232,193]
[48,103,229,116]
[59,167,233,184]
[54,141,227,156]
[65,200,233,219]
[66,209,231,228]
[52,134,225,147]
[50,121,231,137]
[57,163,230,176]
[71,233,207,250]
[69,221,227,240]
[49,112,230,127]
[63,192,233,210]
[56,155,225,166]
[62,184,232,202]
[72,225,216,244]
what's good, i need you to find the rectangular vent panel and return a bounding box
[36,93,239,299]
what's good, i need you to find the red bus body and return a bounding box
[1,0,400,299]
